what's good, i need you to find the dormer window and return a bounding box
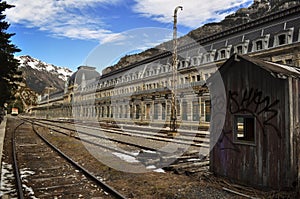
[217,46,232,60]
[203,50,216,64]
[206,54,211,62]
[237,46,243,54]
[220,50,226,59]
[178,60,188,69]
[274,28,293,47]
[256,40,263,50]
[234,40,249,54]
[191,57,199,66]
[252,34,270,52]
[278,34,286,45]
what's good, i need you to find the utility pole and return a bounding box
[170,6,183,134]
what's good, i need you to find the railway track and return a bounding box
[11,119,126,198]
[24,117,209,149]
[21,117,209,174]
[1,118,265,198]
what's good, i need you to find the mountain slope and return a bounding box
[187,0,300,39]
[17,55,73,94]
[106,0,300,74]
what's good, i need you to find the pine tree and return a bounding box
[0,0,21,107]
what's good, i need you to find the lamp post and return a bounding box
[170,6,183,133]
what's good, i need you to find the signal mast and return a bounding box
[170,6,183,134]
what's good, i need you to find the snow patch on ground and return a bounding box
[0,162,17,198]
[141,149,157,154]
[20,168,35,183]
[113,152,140,163]
[22,184,38,199]
[146,165,165,173]
[20,168,37,198]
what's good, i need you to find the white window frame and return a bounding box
[234,40,250,54]
[203,50,216,64]
[217,45,232,60]
[273,28,294,47]
[252,34,270,52]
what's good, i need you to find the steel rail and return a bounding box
[24,117,208,149]
[25,118,157,152]
[12,122,25,199]
[31,125,127,199]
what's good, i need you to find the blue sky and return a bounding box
[5,0,253,72]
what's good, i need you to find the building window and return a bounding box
[192,101,200,121]
[206,54,211,62]
[135,105,140,119]
[162,103,166,120]
[220,50,226,59]
[191,57,200,66]
[204,74,209,80]
[182,101,188,120]
[252,35,270,52]
[256,40,263,51]
[274,28,293,47]
[286,59,293,66]
[205,100,211,122]
[234,115,255,144]
[278,34,286,45]
[154,104,159,119]
[237,46,243,54]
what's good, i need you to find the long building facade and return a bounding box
[33,5,300,129]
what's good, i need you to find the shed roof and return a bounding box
[209,54,300,81]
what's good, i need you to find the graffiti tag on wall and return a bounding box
[215,88,281,152]
[228,88,280,138]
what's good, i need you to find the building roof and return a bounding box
[101,4,300,78]
[209,54,300,82]
[240,55,300,78]
[68,66,100,87]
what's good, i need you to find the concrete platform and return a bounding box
[0,116,7,169]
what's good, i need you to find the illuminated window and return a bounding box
[234,115,255,143]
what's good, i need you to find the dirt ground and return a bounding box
[34,123,297,198]
[2,118,298,198]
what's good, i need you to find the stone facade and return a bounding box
[33,5,300,130]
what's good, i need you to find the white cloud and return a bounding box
[132,0,253,28]
[101,33,127,44]
[5,0,122,42]
[4,0,253,44]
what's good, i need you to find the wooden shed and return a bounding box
[208,54,300,190]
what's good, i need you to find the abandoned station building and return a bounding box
[33,5,300,191]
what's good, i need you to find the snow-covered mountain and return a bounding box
[17,55,72,82]
[17,55,73,94]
